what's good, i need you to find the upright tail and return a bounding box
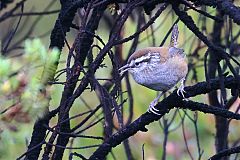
[170,24,179,47]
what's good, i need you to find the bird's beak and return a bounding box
[119,64,130,76]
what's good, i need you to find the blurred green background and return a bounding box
[0,1,240,160]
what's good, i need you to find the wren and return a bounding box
[119,24,188,115]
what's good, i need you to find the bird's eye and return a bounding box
[135,62,140,67]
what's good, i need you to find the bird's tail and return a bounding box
[170,24,179,47]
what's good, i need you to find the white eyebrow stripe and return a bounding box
[130,52,161,64]
[150,52,161,59]
[150,52,161,55]
[134,54,151,63]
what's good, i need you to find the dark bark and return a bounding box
[208,10,229,159]
[51,4,108,160]
[89,76,240,159]
[8,1,240,159]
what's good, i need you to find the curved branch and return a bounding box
[172,4,240,79]
[215,0,240,25]
[89,76,240,159]
[209,145,240,160]
[194,0,240,25]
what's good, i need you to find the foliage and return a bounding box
[0,39,60,128]
[1,0,240,160]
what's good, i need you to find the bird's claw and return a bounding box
[177,85,185,97]
[147,99,161,116]
[177,78,188,101]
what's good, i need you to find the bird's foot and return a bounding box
[177,78,188,101]
[147,93,163,116]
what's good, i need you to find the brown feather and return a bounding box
[128,47,169,64]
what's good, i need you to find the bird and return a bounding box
[119,24,188,115]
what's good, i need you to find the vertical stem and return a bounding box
[161,118,168,160]
[208,10,229,160]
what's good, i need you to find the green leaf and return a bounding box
[0,56,11,77]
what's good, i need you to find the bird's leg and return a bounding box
[177,78,187,100]
[148,92,165,115]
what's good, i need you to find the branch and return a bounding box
[51,3,108,160]
[172,4,240,79]
[11,10,60,17]
[88,76,240,159]
[209,145,240,160]
[194,0,240,25]
[181,0,222,22]
[49,0,91,50]
[114,3,168,45]
[19,108,59,160]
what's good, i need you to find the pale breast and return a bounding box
[129,55,188,91]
